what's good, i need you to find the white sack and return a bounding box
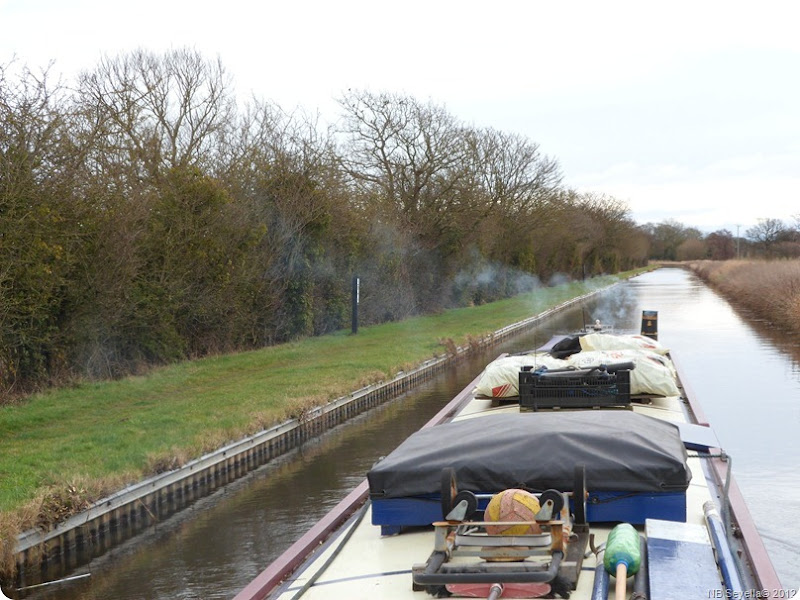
[579,332,670,356]
[566,349,680,397]
[476,353,569,398]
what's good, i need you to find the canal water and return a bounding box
[14,268,800,598]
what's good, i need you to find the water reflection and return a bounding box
[626,269,800,588]
[14,268,799,598]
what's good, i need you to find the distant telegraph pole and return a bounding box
[351,275,360,334]
[735,224,741,259]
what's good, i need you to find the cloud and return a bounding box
[585,169,800,231]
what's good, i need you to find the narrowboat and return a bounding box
[233,314,783,600]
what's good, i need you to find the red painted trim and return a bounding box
[674,352,783,593]
[232,480,370,600]
[232,372,484,600]
[419,371,483,431]
[670,352,710,426]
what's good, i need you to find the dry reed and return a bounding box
[688,259,800,332]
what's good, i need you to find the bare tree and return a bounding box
[705,229,735,260]
[644,219,693,260]
[337,91,468,242]
[77,48,234,181]
[746,218,786,257]
[462,127,562,218]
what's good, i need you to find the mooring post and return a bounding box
[352,275,360,334]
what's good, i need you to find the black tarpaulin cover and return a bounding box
[367,411,691,498]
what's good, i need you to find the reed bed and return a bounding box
[688,259,800,332]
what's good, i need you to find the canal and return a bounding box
[16,268,800,598]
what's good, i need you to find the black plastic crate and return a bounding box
[519,366,631,411]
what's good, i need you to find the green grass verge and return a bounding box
[0,272,637,520]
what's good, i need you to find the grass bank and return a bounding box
[688,259,800,333]
[0,271,642,569]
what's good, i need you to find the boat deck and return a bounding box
[269,388,722,599]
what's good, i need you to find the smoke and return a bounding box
[547,273,570,287]
[512,272,542,295]
[453,252,542,306]
[587,285,638,329]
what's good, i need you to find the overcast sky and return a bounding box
[3,0,799,233]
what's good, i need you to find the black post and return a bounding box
[351,275,360,334]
